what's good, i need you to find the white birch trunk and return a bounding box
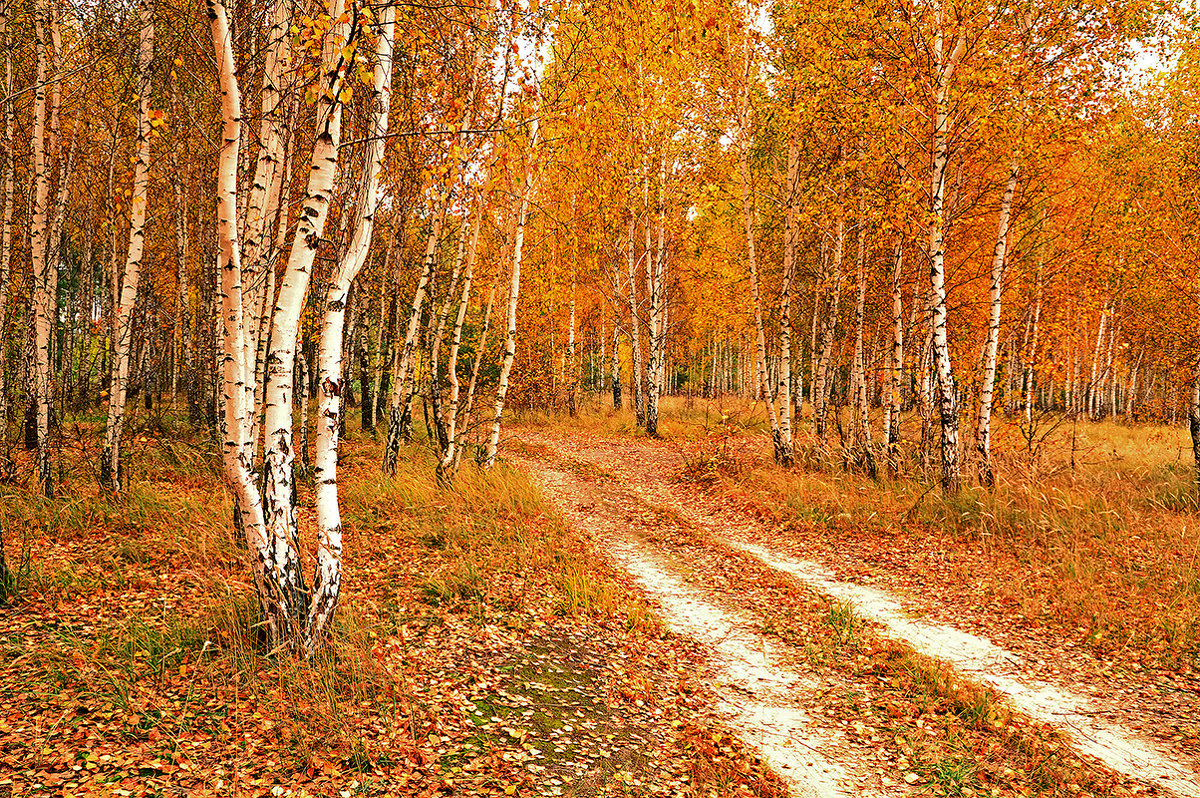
[736,47,783,459]
[885,240,904,471]
[776,128,798,466]
[101,0,153,491]
[0,11,14,424]
[1088,302,1108,420]
[455,262,501,471]
[975,158,1018,486]
[851,196,875,477]
[208,0,276,645]
[625,209,645,425]
[927,9,967,492]
[384,26,492,470]
[1023,277,1042,426]
[484,116,540,469]
[305,7,393,649]
[438,198,482,480]
[431,221,470,451]
[259,0,350,644]
[29,0,53,495]
[814,213,845,449]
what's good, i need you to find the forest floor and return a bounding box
[5,403,1200,797]
[506,413,1200,798]
[0,422,790,798]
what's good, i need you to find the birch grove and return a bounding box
[0,0,1186,674]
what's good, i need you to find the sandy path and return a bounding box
[511,430,1200,798]
[515,454,901,798]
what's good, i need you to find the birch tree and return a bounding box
[29,0,53,495]
[101,0,154,492]
[484,113,540,469]
[975,159,1019,486]
[735,37,785,463]
[309,4,394,643]
[0,8,14,425]
[926,3,967,493]
[209,0,360,651]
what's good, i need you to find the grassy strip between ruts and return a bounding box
[0,423,785,797]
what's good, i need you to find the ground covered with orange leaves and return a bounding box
[0,429,782,797]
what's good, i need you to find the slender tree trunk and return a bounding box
[454,262,501,472]
[885,240,903,473]
[209,0,279,646]
[384,31,490,470]
[0,11,14,426]
[364,248,389,432]
[242,0,294,409]
[382,207,442,467]
[814,213,845,450]
[308,6,393,647]
[851,196,875,478]
[776,128,799,466]
[431,220,471,452]
[171,157,191,400]
[438,194,482,481]
[975,158,1018,487]
[29,0,53,494]
[568,269,578,417]
[101,1,153,492]
[1023,275,1042,427]
[927,13,967,492]
[1088,303,1108,420]
[736,50,783,460]
[611,311,622,409]
[643,160,668,436]
[625,210,645,425]
[1192,289,1200,487]
[484,116,540,469]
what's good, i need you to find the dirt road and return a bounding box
[508,429,1200,798]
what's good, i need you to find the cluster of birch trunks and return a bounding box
[6,0,542,652]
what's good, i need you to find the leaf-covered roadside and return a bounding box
[0,433,780,797]
[510,426,1194,798]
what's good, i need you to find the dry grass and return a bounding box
[646,397,1200,668]
[2,413,793,796]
